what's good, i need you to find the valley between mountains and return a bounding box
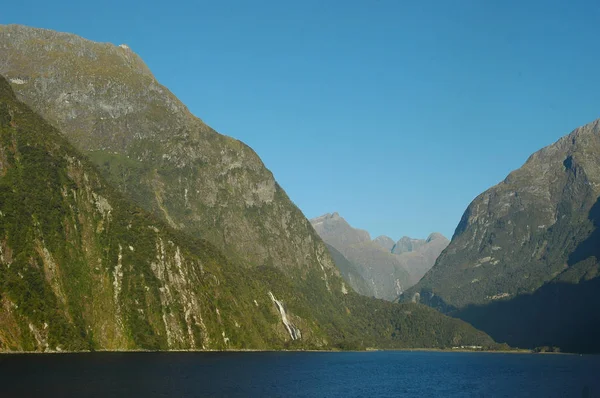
[0,24,598,353]
[0,25,493,352]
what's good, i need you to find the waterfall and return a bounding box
[268,292,301,340]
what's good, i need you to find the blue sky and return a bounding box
[3,0,600,240]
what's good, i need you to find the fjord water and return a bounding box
[1,352,598,397]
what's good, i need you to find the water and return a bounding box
[0,351,598,397]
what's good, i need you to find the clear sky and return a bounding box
[3,0,600,240]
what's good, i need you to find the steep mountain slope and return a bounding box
[0,24,332,276]
[311,213,448,300]
[0,74,342,351]
[324,244,372,297]
[405,119,600,352]
[0,74,496,351]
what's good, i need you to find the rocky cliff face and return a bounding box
[405,119,600,352]
[0,75,495,351]
[0,24,335,277]
[0,26,497,351]
[0,76,297,351]
[310,213,448,300]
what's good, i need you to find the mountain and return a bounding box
[0,24,334,277]
[373,236,395,251]
[0,31,496,351]
[311,213,409,300]
[324,244,372,297]
[392,236,425,254]
[0,74,495,351]
[310,213,448,300]
[0,74,296,351]
[404,118,600,352]
[311,213,372,248]
[393,233,451,284]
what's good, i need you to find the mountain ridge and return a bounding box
[404,117,600,352]
[0,23,498,351]
[310,212,448,300]
[0,24,336,278]
[0,74,496,351]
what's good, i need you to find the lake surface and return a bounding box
[0,351,599,397]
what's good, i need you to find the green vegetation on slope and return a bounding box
[0,75,288,351]
[0,75,495,351]
[0,24,345,277]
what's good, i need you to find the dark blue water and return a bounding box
[0,351,598,397]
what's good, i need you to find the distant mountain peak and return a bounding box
[392,236,424,254]
[311,212,449,300]
[426,232,447,243]
[310,212,371,244]
[373,235,395,251]
[311,212,342,224]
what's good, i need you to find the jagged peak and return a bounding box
[311,212,342,224]
[310,212,371,242]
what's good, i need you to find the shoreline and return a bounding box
[0,348,582,355]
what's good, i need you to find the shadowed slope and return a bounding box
[405,119,600,352]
